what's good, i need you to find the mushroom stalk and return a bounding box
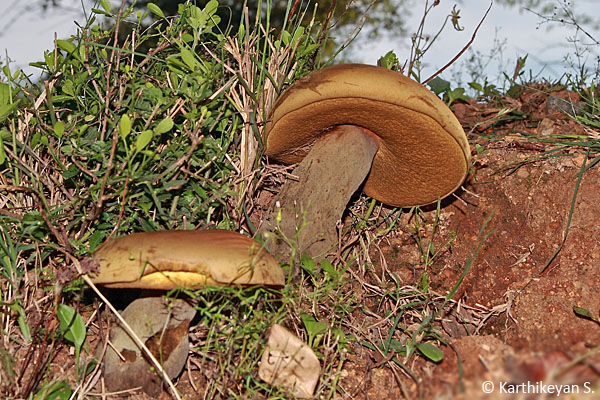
[260,125,379,261]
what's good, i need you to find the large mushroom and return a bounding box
[260,64,470,259]
[91,229,284,396]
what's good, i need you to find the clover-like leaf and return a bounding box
[136,130,153,152]
[147,3,165,18]
[416,342,443,362]
[154,117,174,135]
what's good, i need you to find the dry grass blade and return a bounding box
[223,15,298,175]
[220,4,321,230]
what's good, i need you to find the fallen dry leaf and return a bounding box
[259,324,320,398]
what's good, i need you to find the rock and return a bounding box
[100,296,196,396]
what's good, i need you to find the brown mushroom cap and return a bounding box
[91,230,285,289]
[264,63,471,207]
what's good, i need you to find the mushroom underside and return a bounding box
[260,125,379,261]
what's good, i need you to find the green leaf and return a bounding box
[506,84,523,99]
[416,342,443,362]
[300,253,316,275]
[189,5,208,30]
[119,114,131,139]
[154,117,174,135]
[320,259,339,280]
[446,87,470,104]
[147,2,165,18]
[0,103,18,123]
[7,302,31,343]
[61,80,75,97]
[300,313,328,346]
[378,51,400,70]
[468,82,483,92]
[237,23,245,42]
[331,327,348,347]
[291,26,305,46]
[299,43,320,58]
[56,40,76,55]
[0,82,10,105]
[43,51,55,71]
[57,304,86,349]
[387,338,407,353]
[573,306,598,322]
[573,306,593,319]
[163,179,188,189]
[100,0,111,13]
[420,271,429,292]
[50,95,73,103]
[57,304,86,373]
[281,30,291,46]
[204,0,219,15]
[181,32,194,43]
[91,7,108,16]
[33,380,72,400]
[62,164,79,179]
[53,121,65,139]
[57,41,81,63]
[136,130,153,152]
[180,47,199,70]
[0,139,5,166]
[427,77,451,95]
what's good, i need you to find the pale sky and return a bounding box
[1,0,599,86]
[346,0,600,87]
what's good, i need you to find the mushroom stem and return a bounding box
[260,125,379,261]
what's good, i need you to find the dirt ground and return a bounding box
[338,87,600,399]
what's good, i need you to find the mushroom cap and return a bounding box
[91,230,285,289]
[264,64,471,207]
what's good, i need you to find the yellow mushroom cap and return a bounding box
[91,230,285,289]
[264,64,471,207]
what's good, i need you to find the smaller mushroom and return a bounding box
[92,229,285,289]
[91,229,284,396]
[260,64,471,260]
